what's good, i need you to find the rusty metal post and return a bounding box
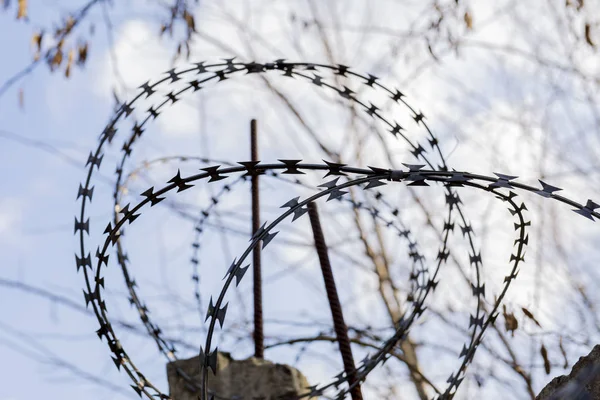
[251,119,264,359]
[307,202,363,400]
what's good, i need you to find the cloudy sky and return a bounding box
[1,1,600,399]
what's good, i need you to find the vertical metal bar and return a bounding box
[250,119,264,359]
[307,202,363,400]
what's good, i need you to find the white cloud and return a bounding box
[95,19,171,94]
[0,198,23,243]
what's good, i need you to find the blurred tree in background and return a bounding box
[0,1,599,399]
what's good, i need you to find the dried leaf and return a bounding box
[50,49,63,70]
[503,304,518,336]
[522,307,542,327]
[31,31,43,51]
[65,16,75,34]
[31,30,42,62]
[65,49,74,78]
[464,11,473,30]
[16,0,26,19]
[77,42,88,66]
[541,343,551,374]
[159,24,167,36]
[183,10,195,32]
[565,0,585,9]
[585,23,595,48]
[559,337,569,369]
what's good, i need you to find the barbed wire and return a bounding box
[118,155,430,355]
[74,59,599,400]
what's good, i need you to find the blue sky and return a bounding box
[1,1,600,400]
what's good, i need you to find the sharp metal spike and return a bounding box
[364,179,386,190]
[262,231,279,249]
[402,163,426,172]
[536,180,562,197]
[318,177,341,189]
[233,264,249,287]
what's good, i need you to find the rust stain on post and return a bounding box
[251,119,264,359]
[307,202,363,400]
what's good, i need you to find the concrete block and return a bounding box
[167,352,314,400]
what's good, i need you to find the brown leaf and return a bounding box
[16,0,26,19]
[65,48,74,78]
[503,304,518,336]
[541,343,551,374]
[522,307,542,327]
[585,23,595,48]
[32,31,42,61]
[559,337,569,369]
[464,11,473,30]
[54,16,75,38]
[31,31,43,51]
[183,10,195,32]
[50,49,63,70]
[65,15,77,33]
[64,16,75,34]
[77,42,88,66]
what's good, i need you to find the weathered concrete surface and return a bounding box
[167,352,313,400]
[536,345,600,400]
